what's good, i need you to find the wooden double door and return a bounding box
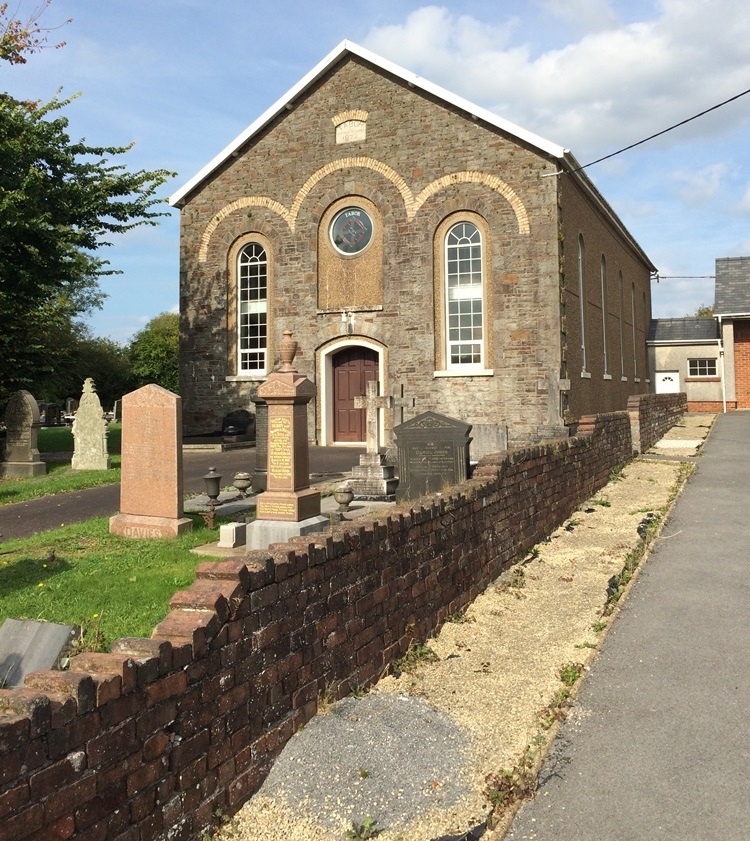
[332,347,378,442]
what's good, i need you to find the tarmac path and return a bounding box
[505,411,750,841]
[0,446,363,541]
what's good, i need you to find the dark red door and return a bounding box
[333,347,378,442]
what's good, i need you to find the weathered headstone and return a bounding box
[71,378,110,471]
[0,390,46,478]
[246,331,327,549]
[0,619,79,689]
[394,411,472,502]
[349,381,398,498]
[109,384,192,538]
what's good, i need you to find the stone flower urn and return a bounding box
[333,485,354,512]
[232,471,253,498]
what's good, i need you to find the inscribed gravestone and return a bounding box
[71,378,110,471]
[394,411,472,502]
[109,384,192,538]
[0,619,78,689]
[0,390,46,478]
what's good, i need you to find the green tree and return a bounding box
[33,321,135,410]
[129,312,179,393]
[0,92,174,405]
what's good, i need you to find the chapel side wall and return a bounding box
[1,410,638,841]
[559,174,652,427]
[178,56,563,441]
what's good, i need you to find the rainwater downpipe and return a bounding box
[718,315,726,413]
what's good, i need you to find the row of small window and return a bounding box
[688,359,717,377]
[236,221,487,374]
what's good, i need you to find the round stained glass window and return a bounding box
[330,207,374,255]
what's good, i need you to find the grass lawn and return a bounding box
[0,514,224,648]
[0,424,122,506]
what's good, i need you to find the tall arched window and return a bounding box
[631,282,638,379]
[238,242,268,373]
[445,222,484,367]
[578,235,587,373]
[600,255,608,375]
[618,271,625,379]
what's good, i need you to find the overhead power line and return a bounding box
[569,86,750,174]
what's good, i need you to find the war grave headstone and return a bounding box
[71,378,111,471]
[0,619,79,689]
[245,332,327,550]
[349,381,398,499]
[109,384,192,538]
[0,390,46,478]
[394,411,472,502]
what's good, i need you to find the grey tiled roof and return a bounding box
[714,256,750,314]
[648,318,718,343]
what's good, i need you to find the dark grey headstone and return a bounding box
[394,411,472,502]
[221,408,253,435]
[0,619,79,689]
[251,396,268,491]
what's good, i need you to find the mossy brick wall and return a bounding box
[0,411,636,841]
[627,392,687,453]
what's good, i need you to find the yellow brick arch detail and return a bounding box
[198,197,292,263]
[289,157,416,225]
[198,164,529,262]
[414,172,530,235]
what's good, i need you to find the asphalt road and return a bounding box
[0,445,364,541]
[506,411,750,841]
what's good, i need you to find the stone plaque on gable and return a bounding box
[0,390,46,478]
[109,384,192,538]
[72,378,110,471]
[394,411,472,502]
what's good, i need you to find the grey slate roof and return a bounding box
[648,318,719,343]
[714,256,750,315]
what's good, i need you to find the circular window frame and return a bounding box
[329,206,375,256]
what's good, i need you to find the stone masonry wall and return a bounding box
[0,411,635,841]
[627,392,687,453]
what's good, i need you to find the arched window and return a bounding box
[578,235,587,373]
[600,255,608,375]
[631,282,638,379]
[238,242,268,373]
[445,222,484,368]
[618,271,625,379]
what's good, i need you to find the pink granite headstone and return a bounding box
[109,384,192,538]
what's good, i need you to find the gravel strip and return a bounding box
[218,415,713,841]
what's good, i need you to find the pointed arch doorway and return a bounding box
[332,346,379,442]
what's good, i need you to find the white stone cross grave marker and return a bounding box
[354,380,392,454]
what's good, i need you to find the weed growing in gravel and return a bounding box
[484,746,537,826]
[609,465,626,482]
[575,641,597,650]
[346,815,380,839]
[592,498,611,507]
[350,683,368,699]
[592,619,607,634]
[496,565,526,597]
[559,663,583,686]
[391,639,439,677]
[445,608,476,624]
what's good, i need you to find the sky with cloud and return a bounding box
[5,0,750,341]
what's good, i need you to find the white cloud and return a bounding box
[363,1,750,157]
[671,163,729,205]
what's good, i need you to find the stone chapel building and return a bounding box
[170,41,655,456]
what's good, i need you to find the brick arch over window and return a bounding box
[433,211,494,373]
[226,233,274,378]
[199,159,530,261]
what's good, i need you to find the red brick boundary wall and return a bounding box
[1,412,636,841]
[627,392,687,454]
